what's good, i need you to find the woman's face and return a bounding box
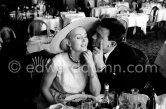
[68,27,88,52]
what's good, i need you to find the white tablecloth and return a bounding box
[115,2,130,8]
[127,13,149,34]
[60,12,86,27]
[34,16,62,31]
[90,6,117,18]
[26,36,52,54]
[156,8,166,22]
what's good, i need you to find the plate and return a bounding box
[64,94,96,109]
[29,36,41,42]
[64,94,96,101]
[49,103,64,109]
[49,104,74,109]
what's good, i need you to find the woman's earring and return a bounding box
[68,45,72,50]
[70,46,72,50]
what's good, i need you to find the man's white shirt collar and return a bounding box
[104,46,116,62]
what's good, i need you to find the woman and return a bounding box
[40,17,101,107]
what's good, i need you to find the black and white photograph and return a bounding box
[0,0,166,109]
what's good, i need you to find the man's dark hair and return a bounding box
[99,18,126,44]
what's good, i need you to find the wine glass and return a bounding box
[131,88,139,108]
[131,88,139,95]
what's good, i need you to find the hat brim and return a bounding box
[50,17,100,54]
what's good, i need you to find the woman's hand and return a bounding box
[83,50,95,68]
[50,88,71,104]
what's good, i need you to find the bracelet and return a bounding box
[89,73,98,78]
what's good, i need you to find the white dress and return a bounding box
[50,52,88,101]
[37,52,88,109]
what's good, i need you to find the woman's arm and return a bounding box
[83,50,101,96]
[40,60,57,105]
[88,64,101,96]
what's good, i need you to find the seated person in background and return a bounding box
[0,26,26,108]
[91,18,149,95]
[0,26,26,59]
[97,0,107,6]
[78,0,92,17]
[40,18,101,107]
[130,0,139,12]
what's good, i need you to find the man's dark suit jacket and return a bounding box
[97,42,149,94]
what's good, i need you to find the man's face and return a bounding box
[92,26,111,53]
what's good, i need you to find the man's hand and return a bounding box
[93,42,105,71]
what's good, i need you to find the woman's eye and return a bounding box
[76,36,81,39]
[97,33,101,38]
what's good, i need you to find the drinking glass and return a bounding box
[131,88,139,95]
[131,88,139,108]
[66,6,69,12]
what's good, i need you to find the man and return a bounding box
[92,18,149,94]
[77,0,92,17]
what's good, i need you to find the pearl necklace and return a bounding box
[68,53,80,63]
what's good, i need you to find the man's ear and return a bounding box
[108,41,117,47]
[111,41,117,47]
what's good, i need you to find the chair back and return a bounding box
[117,17,128,30]
[97,0,107,6]
[20,50,55,98]
[0,27,16,44]
[28,19,51,37]
[149,6,159,23]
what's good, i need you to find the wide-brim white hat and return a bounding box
[50,17,100,54]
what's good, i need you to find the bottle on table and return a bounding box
[112,90,119,109]
[16,7,20,20]
[147,87,156,109]
[100,83,113,109]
